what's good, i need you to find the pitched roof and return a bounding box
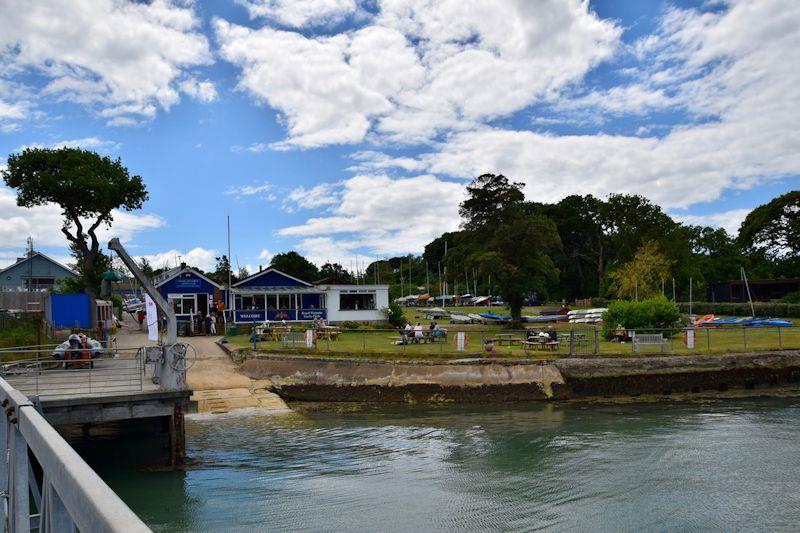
[232,267,312,288]
[153,266,222,289]
[0,251,76,277]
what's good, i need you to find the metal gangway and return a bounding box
[1,376,151,532]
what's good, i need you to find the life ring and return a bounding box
[453,332,469,347]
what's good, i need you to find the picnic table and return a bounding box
[395,329,448,345]
[255,325,291,341]
[315,326,341,340]
[494,333,522,346]
[522,338,560,351]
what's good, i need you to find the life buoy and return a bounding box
[453,332,469,347]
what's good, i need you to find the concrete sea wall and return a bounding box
[237,351,800,403]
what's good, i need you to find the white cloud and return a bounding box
[0,186,165,249]
[347,150,426,173]
[257,248,274,263]
[216,0,621,148]
[673,208,752,236]
[285,183,340,210]
[414,1,800,209]
[279,173,465,256]
[136,247,218,271]
[14,137,121,154]
[224,182,273,198]
[237,0,359,27]
[294,236,359,266]
[0,0,213,125]
[178,78,218,103]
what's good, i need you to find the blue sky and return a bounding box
[1,0,798,273]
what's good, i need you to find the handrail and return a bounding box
[1,377,151,532]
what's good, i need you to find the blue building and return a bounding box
[0,251,76,291]
[231,268,389,324]
[154,264,223,321]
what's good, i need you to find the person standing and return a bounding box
[204,313,213,336]
[209,313,217,335]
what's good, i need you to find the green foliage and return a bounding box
[54,243,112,295]
[452,174,559,322]
[383,301,407,328]
[607,241,673,299]
[738,190,800,261]
[211,255,233,285]
[780,292,800,304]
[340,321,362,329]
[269,251,320,282]
[677,301,800,318]
[2,147,148,327]
[601,297,681,339]
[319,262,354,282]
[591,297,609,308]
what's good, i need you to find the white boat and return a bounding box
[422,307,451,319]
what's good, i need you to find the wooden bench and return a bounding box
[632,333,668,352]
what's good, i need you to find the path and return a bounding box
[114,321,288,414]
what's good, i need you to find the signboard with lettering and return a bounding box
[234,310,266,322]
[174,277,202,290]
[298,309,326,320]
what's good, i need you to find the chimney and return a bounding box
[180,262,187,269]
[259,265,263,272]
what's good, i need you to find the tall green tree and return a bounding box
[738,191,800,273]
[211,255,234,285]
[3,148,148,327]
[608,241,673,300]
[453,174,559,322]
[318,262,354,283]
[269,251,320,282]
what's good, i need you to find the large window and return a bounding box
[278,294,292,309]
[339,292,376,310]
[170,295,196,315]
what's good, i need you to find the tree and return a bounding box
[56,243,113,295]
[237,266,250,280]
[210,255,234,285]
[3,148,148,327]
[453,175,559,322]
[608,241,673,300]
[138,257,155,279]
[318,262,354,283]
[738,191,800,261]
[459,174,526,231]
[269,251,320,282]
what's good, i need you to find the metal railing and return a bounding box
[237,325,800,358]
[1,377,151,532]
[0,348,145,399]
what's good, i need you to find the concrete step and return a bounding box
[191,387,289,413]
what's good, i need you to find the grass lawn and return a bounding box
[226,320,800,361]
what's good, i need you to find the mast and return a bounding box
[741,267,755,316]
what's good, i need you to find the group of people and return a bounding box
[402,321,444,343]
[193,310,218,335]
[526,325,558,343]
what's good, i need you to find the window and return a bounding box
[278,294,292,309]
[340,292,376,310]
[254,294,266,310]
[170,295,196,315]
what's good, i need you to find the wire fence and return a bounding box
[235,325,800,359]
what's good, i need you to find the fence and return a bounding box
[0,376,151,532]
[237,326,800,359]
[0,347,145,398]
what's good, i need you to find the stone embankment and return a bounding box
[235,350,800,403]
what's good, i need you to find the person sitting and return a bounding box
[403,322,413,344]
[414,322,424,343]
[526,329,538,342]
[547,325,558,342]
[612,324,626,343]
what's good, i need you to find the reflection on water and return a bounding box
[77,399,800,532]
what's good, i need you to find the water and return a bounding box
[78,399,800,532]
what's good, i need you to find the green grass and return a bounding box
[225,321,800,361]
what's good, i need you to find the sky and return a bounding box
[0,0,798,273]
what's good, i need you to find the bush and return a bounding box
[780,292,800,304]
[677,302,800,318]
[601,297,681,340]
[340,321,361,330]
[591,297,609,308]
[383,301,407,328]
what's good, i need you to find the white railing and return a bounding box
[0,377,151,532]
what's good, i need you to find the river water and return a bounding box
[78,398,800,532]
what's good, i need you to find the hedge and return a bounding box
[602,297,682,339]
[677,302,800,318]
